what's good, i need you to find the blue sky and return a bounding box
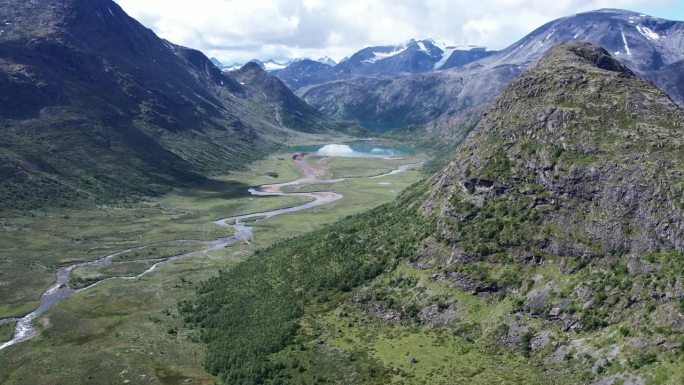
[115,0,684,63]
[637,2,684,20]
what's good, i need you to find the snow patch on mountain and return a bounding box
[636,25,660,41]
[417,41,428,53]
[621,30,632,55]
[363,46,408,64]
[433,48,455,69]
[317,56,337,66]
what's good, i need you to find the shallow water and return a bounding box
[290,141,412,157]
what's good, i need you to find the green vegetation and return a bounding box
[0,323,14,342]
[112,243,213,263]
[181,183,434,384]
[69,260,158,289]
[0,147,427,385]
[179,43,684,385]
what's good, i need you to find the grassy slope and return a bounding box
[181,174,684,385]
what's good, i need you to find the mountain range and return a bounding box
[0,0,355,210]
[272,39,495,91]
[292,9,684,137]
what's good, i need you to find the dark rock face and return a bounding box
[270,59,332,91]
[0,0,337,209]
[439,48,496,70]
[645,60,684,105]
[425,42,684,261]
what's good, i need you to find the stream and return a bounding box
[0,157,416,351]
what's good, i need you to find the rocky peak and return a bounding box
[537,42,635,76]
[237,61,269,75]
[424,42,683,262]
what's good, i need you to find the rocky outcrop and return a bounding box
[425,42,683,261]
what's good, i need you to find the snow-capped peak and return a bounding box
[317,56,337,66]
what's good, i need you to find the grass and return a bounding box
[0,323,14,342]
[313,307,547,385]
[321,155,424,179]
[112,243,214,263]
[0,144,427,385]
[69,260,158,289]
[0,155,311,319]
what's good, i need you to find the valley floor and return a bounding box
[0,139,426,384]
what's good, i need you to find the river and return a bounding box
[0,156,416,351]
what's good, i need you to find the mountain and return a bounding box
[231,62,327,132]
[437,46,496,69]
[273,39,494,91]
[644,60,684,105]
[333,39,444,75]
[210,57,224,67]
[0,0,348,210]
[300,9,684,138]
[299,64,520,132]
[185,42,684,385]
[247,59,290,71]
[425,41,683,263]
[317,56,337,66]
[478,9,684,74]
[270,59,333,91]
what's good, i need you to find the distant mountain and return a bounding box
[437,46,496,69]
[232,62,326,131]
[334,39,444,75]
[209,57,224,68]
[646,60,684,105]
[271,59,333,91]
[478,8,684,73]
[300,9,684,137]
[272,39,495,90]
[0,0,352,210]
[246,59,290,71]
[317,56,337,66]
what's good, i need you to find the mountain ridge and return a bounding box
[299,9,684,140]
[0,0,351,210]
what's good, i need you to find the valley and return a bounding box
[0,137,427,384]
[0,1,682,384]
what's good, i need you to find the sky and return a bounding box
[114,0,684,64]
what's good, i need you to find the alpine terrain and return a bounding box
[0,2,682,385]
[298,9,684,144]
[183,42,684,385]
[0,0,354,211]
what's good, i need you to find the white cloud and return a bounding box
[114,0,678,64]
